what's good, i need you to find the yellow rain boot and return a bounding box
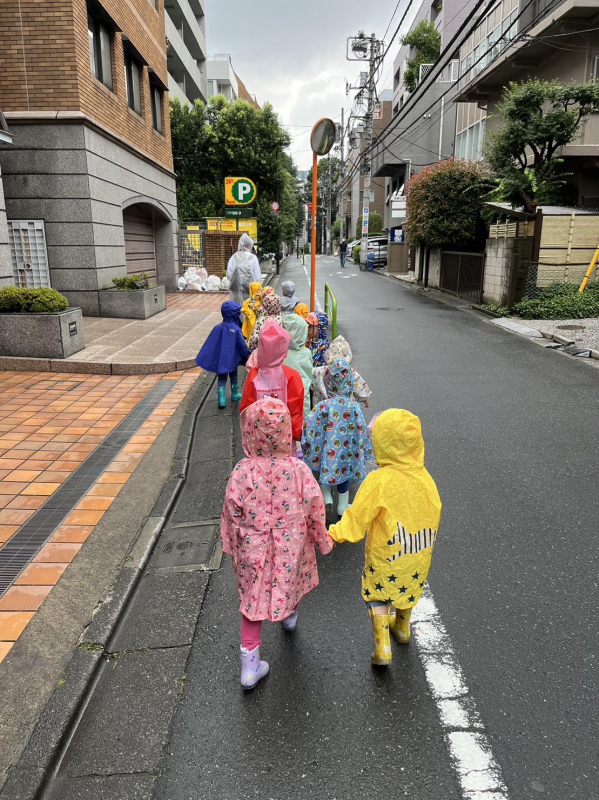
[390,607,412,645]
[369,608,392,666]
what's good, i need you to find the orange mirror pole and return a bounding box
[310,151,318,312]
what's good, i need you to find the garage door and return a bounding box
[123,207,156,279]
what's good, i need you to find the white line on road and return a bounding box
[301,261,323,312]
[413,589,510,800]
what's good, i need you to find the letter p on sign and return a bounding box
[225,177,257,206]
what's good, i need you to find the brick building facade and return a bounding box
[0,0,179,314]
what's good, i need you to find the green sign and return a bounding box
[224,208,254,218]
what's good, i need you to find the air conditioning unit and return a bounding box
[418,63,434,83]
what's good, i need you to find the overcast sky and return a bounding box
[205,0,416,170]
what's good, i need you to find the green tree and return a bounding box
[170,95,298,255]
[485,79,599,213]
[401,20,441,93]
[405,158,489,247]
[356,212,383,239]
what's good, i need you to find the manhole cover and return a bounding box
[376,307,404,311]
[149,521,218,573]
[556,324,585,330]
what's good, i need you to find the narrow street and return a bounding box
[148,257,597,799]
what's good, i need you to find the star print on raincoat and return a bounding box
[302,358,372,486]
[328,409,441,609]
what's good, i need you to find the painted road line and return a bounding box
[301,261,323,312]
[413,588,510,799]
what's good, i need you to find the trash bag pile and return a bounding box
[177,267,229,292]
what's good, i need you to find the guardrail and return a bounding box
[324,283,337,339]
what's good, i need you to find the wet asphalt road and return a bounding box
[156,257,599,800]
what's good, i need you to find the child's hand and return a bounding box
[327,534,336,548]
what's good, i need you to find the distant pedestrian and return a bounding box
[227,234,262,305]
[328,410,442,667]
[195,301,249,409]
[220,397,333,689]
[339,239,348,268]
[302,357,372,518]
[280,280,300,314]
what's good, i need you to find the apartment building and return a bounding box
[206,56,260,109]
[455,0,599,206]
[0,113,11,287]
[372,0,478,232]
[0,0,179,314]
[165,0,207,106]
[347,98,393,238]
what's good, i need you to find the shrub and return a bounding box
[406,158,490,248]
[514,282,599,320]
[355,212,383,239]
[482,303,510,317]
[111,273,150,291]
[352,245,360,263]
[0,287,69,313]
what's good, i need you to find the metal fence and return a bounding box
[439,251,485,303]
[178,227,205,273]
[522,262,596,300]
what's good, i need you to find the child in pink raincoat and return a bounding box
[220,397,333,690]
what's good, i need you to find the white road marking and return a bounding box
[413,589,510,799]
[301,261,323,312]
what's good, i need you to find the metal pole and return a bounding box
[359,33,377,271]
[327,157,332,255]
[310,152,318,312]
[338,107,345,246]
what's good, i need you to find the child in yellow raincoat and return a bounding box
[241,282,263,341]
[328,409,441,666]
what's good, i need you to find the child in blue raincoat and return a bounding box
[195,301,250,408]
[302,357,372,518]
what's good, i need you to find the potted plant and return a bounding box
[0,287,84,359]
[98,273,167,320]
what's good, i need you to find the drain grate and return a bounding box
[0,380,177,597]
[149,521,219,574]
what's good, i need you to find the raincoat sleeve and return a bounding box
[284,367,305,440]
[328,472,382,544]
[220,468,244,562]
[226,255,236,282]
[239,368,257,414]
[299,463,333,555]
[351,369,372,403]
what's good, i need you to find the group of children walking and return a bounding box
[196,279,441,689]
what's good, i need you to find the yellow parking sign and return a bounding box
[225,177,257,206]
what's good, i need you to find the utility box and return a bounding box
[387,242,409,273]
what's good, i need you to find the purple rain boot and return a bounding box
[281,611,298,632]
[240,645,269,690]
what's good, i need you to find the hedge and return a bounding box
[514,282,599,320]
[0,287,69,313]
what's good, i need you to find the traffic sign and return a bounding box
[225,177,257,206]
[271,201,280,215]
[224,208,254,218]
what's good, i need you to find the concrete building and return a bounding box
[346,99,393,238]
[455,0,599,207]
[0,113,11,288]
[165,0,207,106]
[0,0,180,315]
[371,0,478,233]
[207,56,239,102]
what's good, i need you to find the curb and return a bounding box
[0,370,217,800]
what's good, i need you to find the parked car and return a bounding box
[367,237,388,268]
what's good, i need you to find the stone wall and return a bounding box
[483,237,533,305]
[0,123,178,314]
[0,165,11,288]
[427,247,442,288]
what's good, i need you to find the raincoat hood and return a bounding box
[248,282,262,299]
[283,315,308,352]
[256,319,290,369]
[295,303,309,320]
[282,281,296,297]
[372,409,425,470]
[325,335,352,365]
[324,357,354,398]
[221,301,243,323]
[240,397,292,458]
[262,293,282,316]
[238,233,254,252]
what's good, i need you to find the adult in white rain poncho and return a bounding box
[227,234,262,306]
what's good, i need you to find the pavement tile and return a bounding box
[96,472,130,484]
[4,470,43,482]
[0,508,35,525]
[34,471,69,483]
[0,611,35,640]
[104,462,138,474]
[0,585,52,611]
[0,496,16,509]
[51,460,84,472]
[50,525,95,543]
[34,542,83,563]
[6,495,48,510]
[21,482,61,496]
[0,642,14,663]
[0,482,28,494]
[87,484,123,498]
[15,562,68,586]
[0,525,20,543]
[62,509,105,526]
[75,497,114,511]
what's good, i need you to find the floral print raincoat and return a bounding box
[220,398,333,622]
[312,335,372,407]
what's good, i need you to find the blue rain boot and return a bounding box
[231,384,243,402]
[218,386,226,408]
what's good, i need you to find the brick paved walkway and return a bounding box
[0,367,202,661]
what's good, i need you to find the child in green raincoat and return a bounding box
[328,409,442,667]
[283,315,313,418]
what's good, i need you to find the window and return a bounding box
[151,83,163,133]
[124,53,142,114]
[88,13,112,89]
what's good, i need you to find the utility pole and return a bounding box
[347,31,382,270]
[337,107,345,246]
[326,157,332,255]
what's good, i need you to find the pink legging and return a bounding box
[241,615,263,650]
